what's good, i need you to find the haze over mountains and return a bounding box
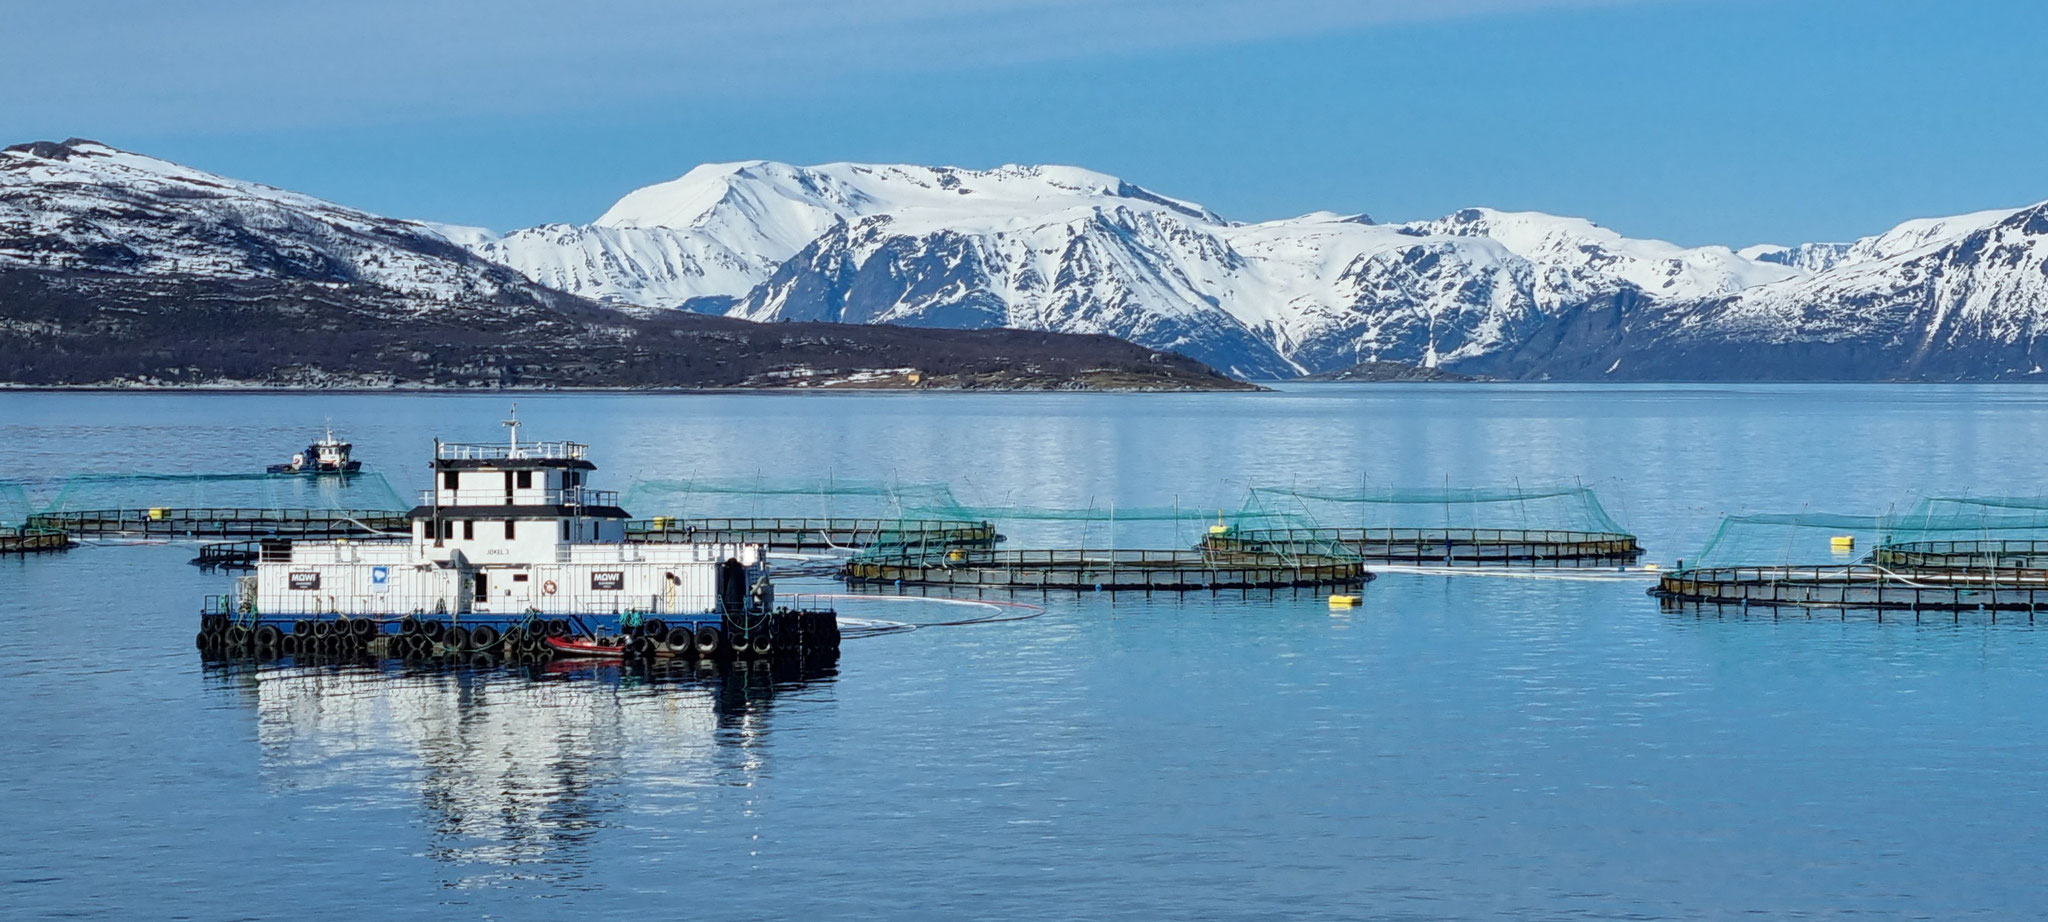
[6,138,2048,382]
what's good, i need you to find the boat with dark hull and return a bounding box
[268,428,362,475]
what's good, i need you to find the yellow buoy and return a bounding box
[946,548,967,562]
[1830,535,1856,552]
[1328,594,1360,608]
[148,507,167,521]
[1643,563,1660,572]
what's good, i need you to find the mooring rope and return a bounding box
[1368,563,1663,582]
[787,593,1048,638]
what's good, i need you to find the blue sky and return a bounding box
[5,0,2042,246]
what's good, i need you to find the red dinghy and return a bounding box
[546,636,626,658]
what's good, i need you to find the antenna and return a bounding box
[502,403,521,457]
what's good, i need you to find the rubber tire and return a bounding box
[421,620,447,641]
[665,627,694,651]
[352,618,376,638]
[468,624,500,652]
[292,620,315,637]
[642,619,668,639]
[546,620,570,637]
[446,625,472,652]
[695,626,722,656]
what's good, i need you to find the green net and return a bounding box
[1889,496,2048,542]
[620,477,966,521]
[894,498,1291,553]
[1236,483,1628,535]
[34,471,408,514]
[0,480,30,527]
[1686,502,2048,569]
[1687,513,1897,569]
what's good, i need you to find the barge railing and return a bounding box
[419,488,619,508]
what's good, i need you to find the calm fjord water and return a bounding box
[4,385,2048,919]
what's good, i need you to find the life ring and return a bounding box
[542,579,558,596]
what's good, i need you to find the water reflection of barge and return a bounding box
[203,655,834,870]
[198,414,838,663]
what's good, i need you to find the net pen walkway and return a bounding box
[846,547,1371,591]
[29,508,410,539]
[627,517,997,553]
[1205,527,1641,565]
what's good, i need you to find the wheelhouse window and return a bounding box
[462,520,475,540]
[504,521,516,539]
[516,471,533,489]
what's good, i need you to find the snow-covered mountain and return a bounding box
[0,140,1249,390]
[10,139,2047,382]
[458,161,1222,317]
[0,138,550,309]
[471,160,1917,378]
[1576,203,2048,380]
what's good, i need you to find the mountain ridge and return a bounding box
[0,140,1252,391]
[460,156,2044,380]
[8,139,2048,382]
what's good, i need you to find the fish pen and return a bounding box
[1655,509,2048,614]
[1,525,72,554]
[1205,526,1639,565]
[1873,539,2048,570]
[32,507,410,539]
[0,481,66,554]
[22,472,410,539]
[1654,565,2048,616]
[626,516,996,552]
[622,477,962,523]
[1869,495,2048,570]
[1225,483,1642,566]
[845,547,1369,591]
